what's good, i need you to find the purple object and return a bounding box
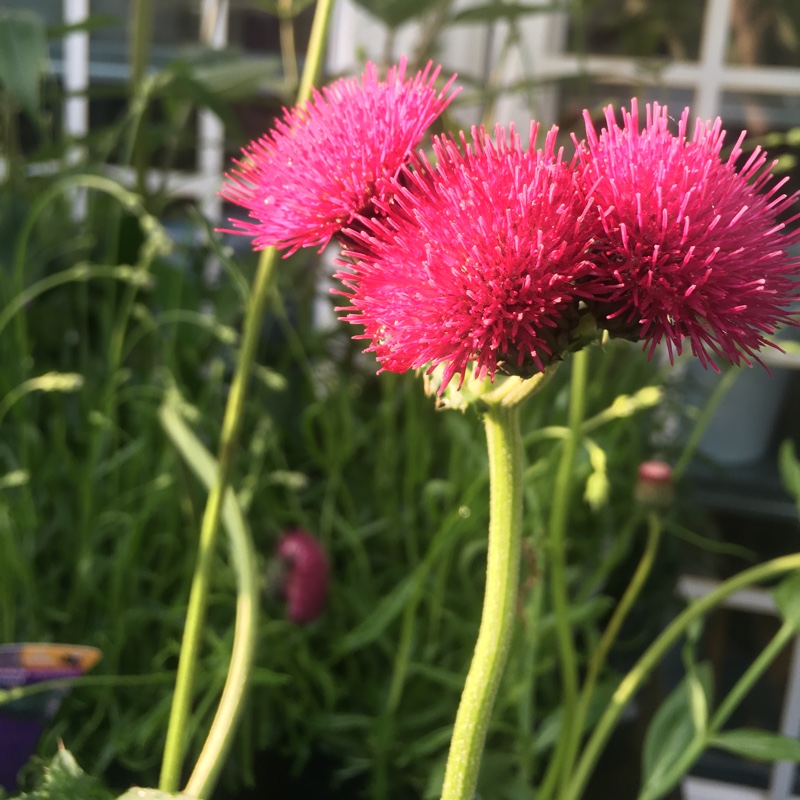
[274,530,330,624]
[0,644,101,791]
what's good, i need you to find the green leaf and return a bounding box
[156,52,284,122]
[352,0,433,28]
[451,1,565,25]
[185,55,283,100]
[0,10,49,117]
[14,749,112,800]
[711,729,800,762]
[773,571,800,628]
[641,662,713,800]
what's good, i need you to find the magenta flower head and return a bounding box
[270,530,329,624]
[335,124,598,391]
[578,99,800,368]
[220,58,458,255]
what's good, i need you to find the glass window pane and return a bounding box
[566,0,704,61]
[89,0,200,70]
[727,0,800,67]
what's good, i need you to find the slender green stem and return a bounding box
[158,1,335,791]
[518,556,545,786]
[12,175,150,299]
[159,405,260,800]
[0,264,149,342]
[711,619,795,731]
[562,553,800,800]
[639,618,797,800]
[158,247,279,792]
[129,0,154,194]
[129,0,153,90]
[575,511,642,604]
[440,403,523,800]
[566,513,662,780]
[673,367,739,482]
[278,0,299,91]
[538,347,589,798]
[0,373,83,429]
[296,0,335,104]
[411,0,456,70]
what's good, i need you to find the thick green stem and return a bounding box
[158,1,335,790]
[440,403,523,800]
[538,347,589,799]
[563,553,800,800]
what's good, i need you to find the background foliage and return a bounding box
[2,2,796,799]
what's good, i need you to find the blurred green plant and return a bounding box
[2,2,798,800]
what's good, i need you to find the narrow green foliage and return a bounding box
[710,730,800,763]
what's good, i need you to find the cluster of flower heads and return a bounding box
[222,58,800,391]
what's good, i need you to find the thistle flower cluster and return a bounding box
[223,59,800,391]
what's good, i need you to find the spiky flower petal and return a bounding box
[579,99,800,367]
[336,125,598,390]
[220,58,458,255]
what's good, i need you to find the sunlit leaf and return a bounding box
[773,570,800,628]
[641,662,713,800]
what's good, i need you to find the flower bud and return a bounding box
[634,460,674,510]
[270,530,329,624]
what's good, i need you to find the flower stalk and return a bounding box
[157,0,336,792]
[536,347,589,799]
[564,511,663,785]
[440,401,523,800]
[562,552,800,800]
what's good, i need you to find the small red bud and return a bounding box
[275,530,329,624]
[635,460,674,510]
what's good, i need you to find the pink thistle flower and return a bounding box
[578,99,800,368]
[274,530,329,624]
[335,124,598,390]
[220,58,458,255]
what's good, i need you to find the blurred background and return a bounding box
[1,2,800,799]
